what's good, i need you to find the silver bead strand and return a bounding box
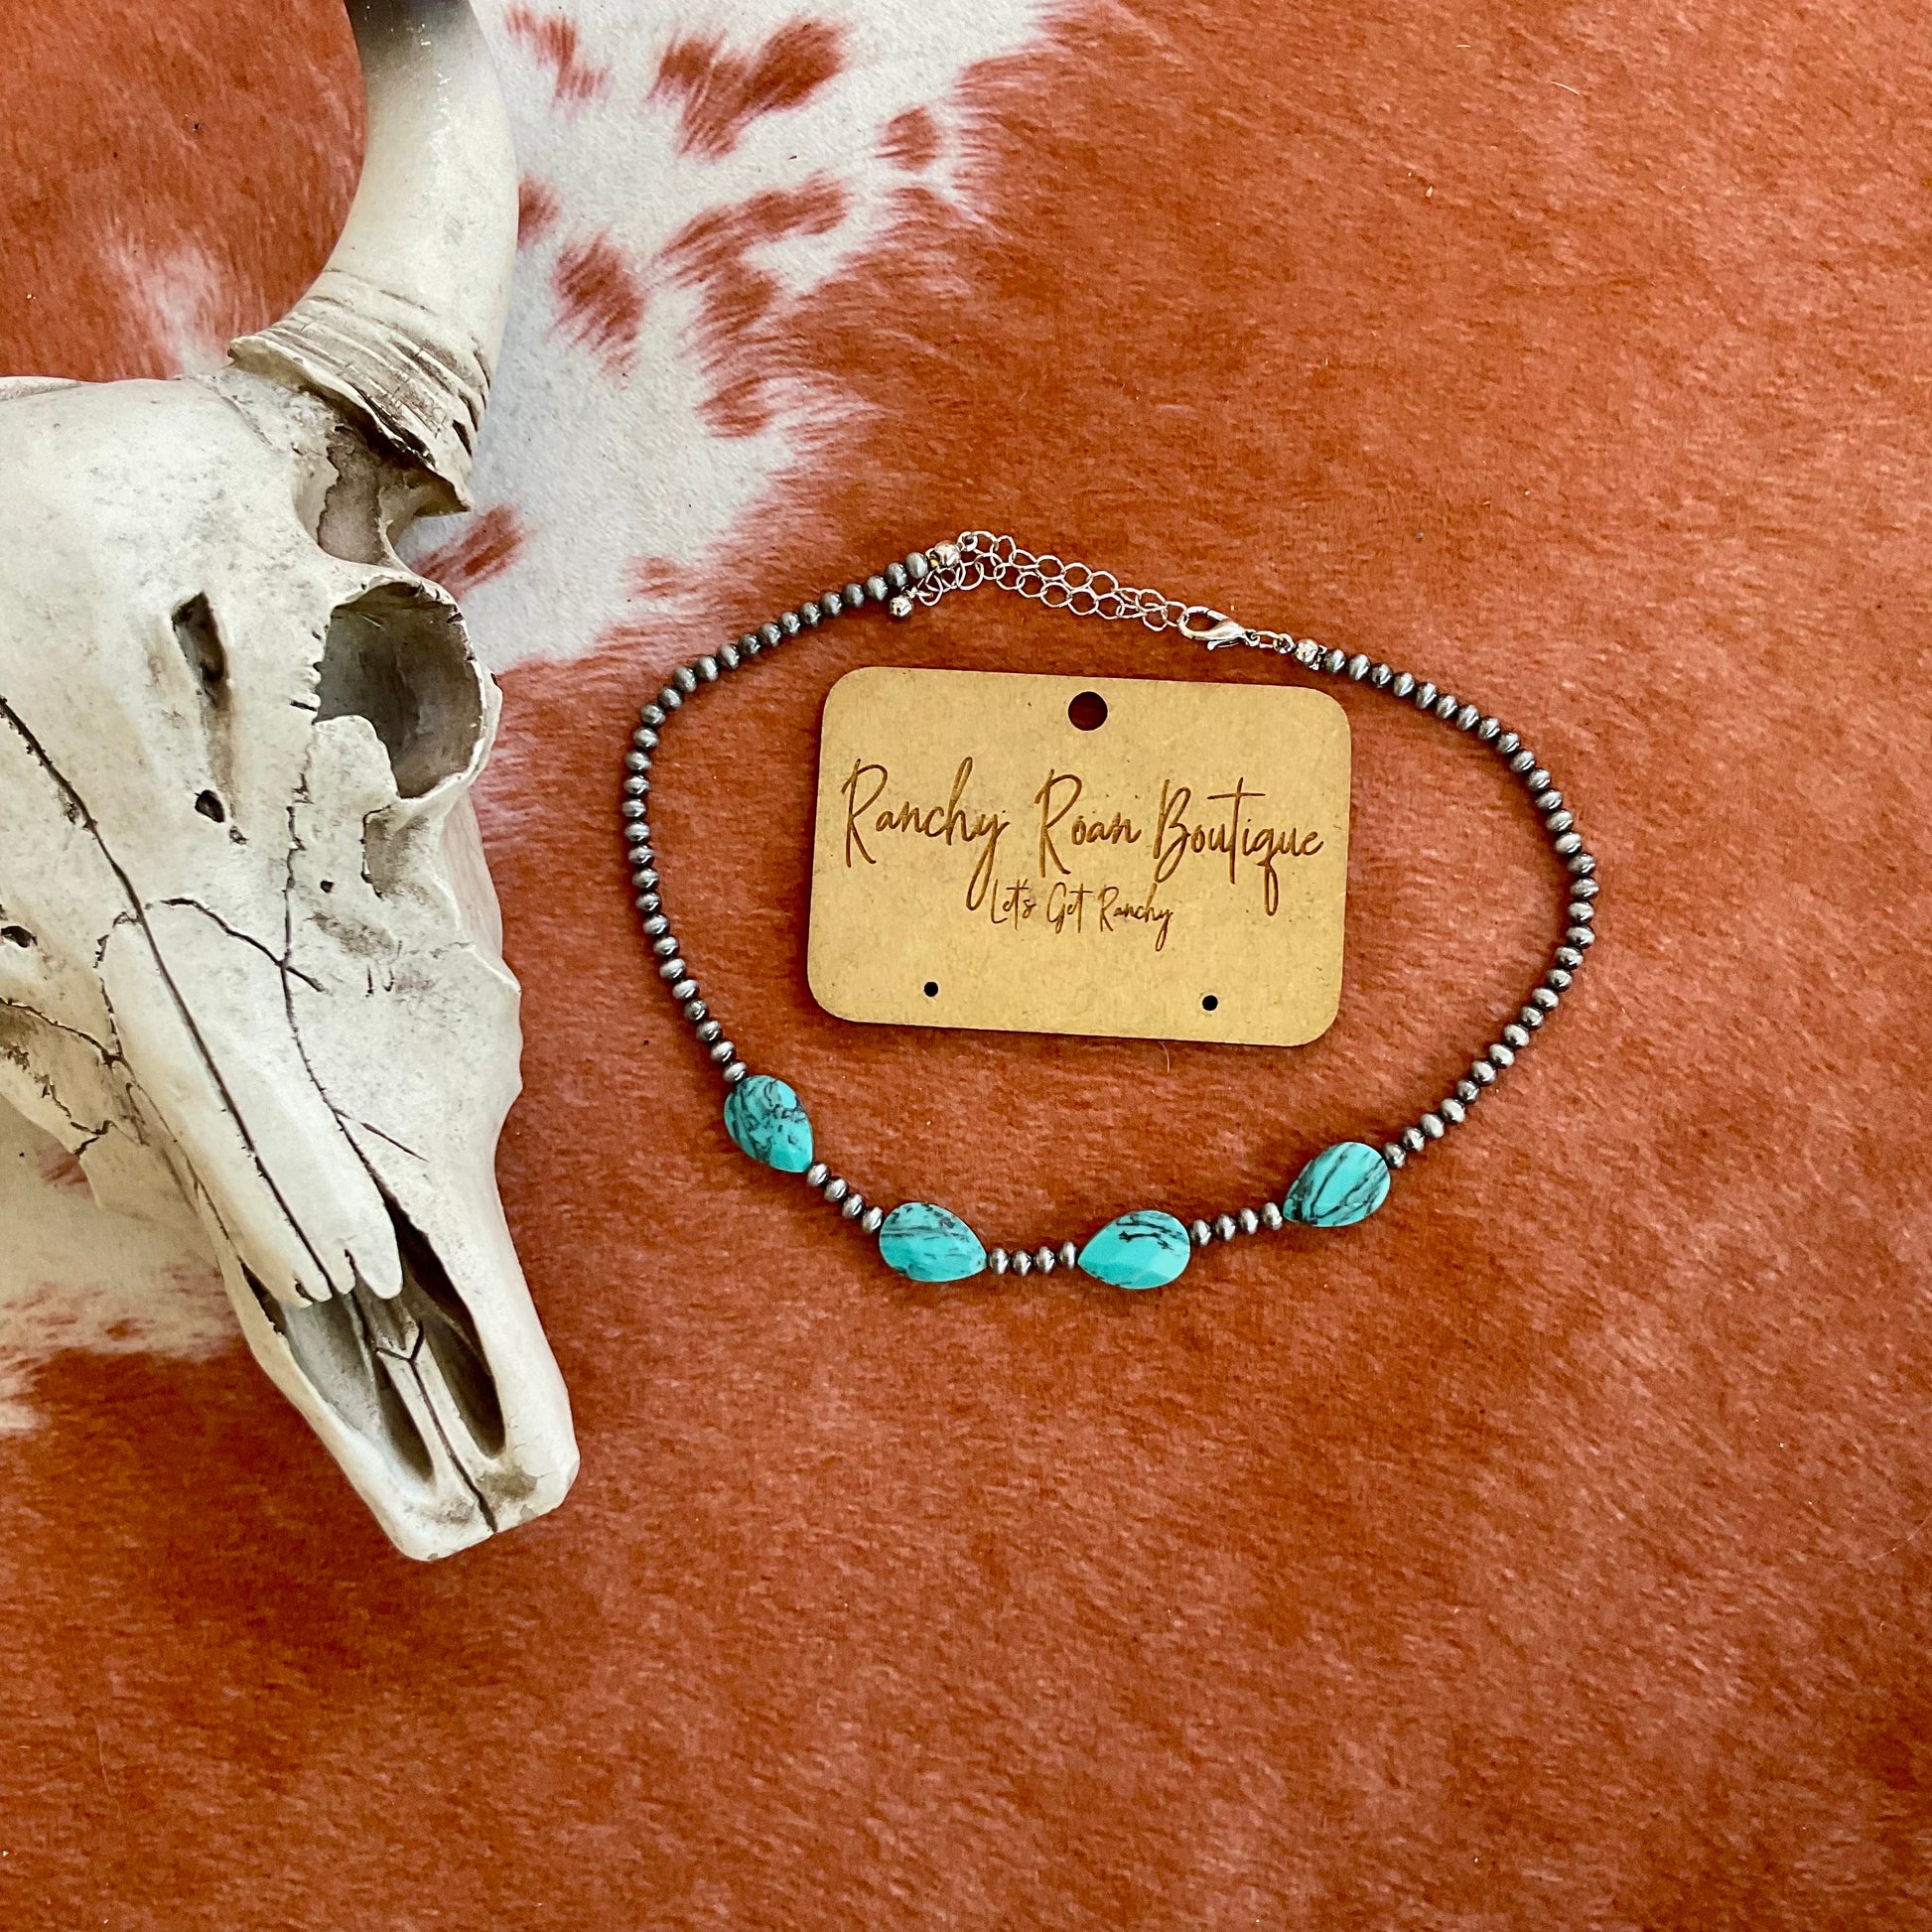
[622,563,932,1229]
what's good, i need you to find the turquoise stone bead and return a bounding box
[1283,1141,1390,1227]
[878,1203,986,1283]
[723,1075,814,1173]
[1077,1210,1192,1290]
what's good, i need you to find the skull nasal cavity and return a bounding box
[173,593,226,694]
[318,585,483,798]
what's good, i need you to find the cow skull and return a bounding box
[0,0,578,1559]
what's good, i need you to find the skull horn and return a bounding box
[230,0,516,511]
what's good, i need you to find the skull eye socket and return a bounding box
[317,583,484,798]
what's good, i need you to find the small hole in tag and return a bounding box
[1201,994,1219,1012]
[923,981,939,998]
[1067,691,1108,731]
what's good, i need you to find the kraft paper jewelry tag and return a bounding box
[807,668,1350,1046]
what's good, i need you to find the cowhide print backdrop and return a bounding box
[3,0,1930,1923]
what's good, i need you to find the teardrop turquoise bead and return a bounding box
[878,1203,986,1283]
[1077,1209,1192,1290]
[723,1074,814,1173]
[1283,1141,1390,1227]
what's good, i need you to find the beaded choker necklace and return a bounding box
[621,533,1596,1291]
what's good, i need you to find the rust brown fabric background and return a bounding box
[4,0,1932,1924]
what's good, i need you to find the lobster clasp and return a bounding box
[1177,605,1248,647]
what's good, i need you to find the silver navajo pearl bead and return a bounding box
[1347,653,1371,680]
[719,642,742,670]
[656,957,687,981]
[1415,681,1438,709]
[1456,1078,1481,1103]
[1553,831,1584,856]
[1568,900,1594,924]
[819,591,843,618]
[1573,876,1599,898]
[634,893,660,914]
[650,934,679,958]
[1403,1126,1427,1154]
[799,602,822,627]
[1547,809,1575,835]
[1519,1004,1545,1030]
[739,631,761,657]
[1237,1207,1260,1235]
[1455,703,1480,731]
[906,552,930,583]
[1012,1250,1033,1276]
[624,750,649,772]
[1477,717,1501,741]
[641,912,669,937]
[759,621,782,648]
[1555,945,1586,969]
[989,1248,1010,1275]
[1035,1246,1056,1274]
[823,1176,848,1204]
[885,562,910,594]
[722,1062,748,1085]
[1190,1220,1213,1248]
[639,704,665,728]
[1384,1143,1408,1170]
[843,581,867,609]
[778,612,802,637]
[1525,765,1551,791]
[841,1194,867,1220]
[1392,671,1416,698]
[1471,1059,1498,1086]
[622,773,648,796]
[695,1019,722,1044]
[1547,966,1574,991]
[633,867,659,891]
[621,798,647,820]
[1532,986,1561,1010]
[673,666,698,694]
[865,574,890,603]
[1488,1041,1516,1067]
[805,1162,829,1188]
[1509,749,1537,774]
[658,685,682,711]
[1502,1023,1531,1049]
[1495,731,1520,756]
[1421,1113,1446,1141]
[1215,1214,1239,1242]
[682,998,707,1023]
[1569,853,1597,876]
[1567,925,1595,949]
[861,1206,885,1235]
[1261,1201,1285,1230]
[1370,663,1394,688]
[1059,1241,1079,1270]
[670,978,698,1002]
[708,1039,736,1065]
[1441,1097,1466,1125]
[1435,693,1459,719]
[697,656,720,682]
[1323,647,1347,675]
[1533,787,1562,812]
